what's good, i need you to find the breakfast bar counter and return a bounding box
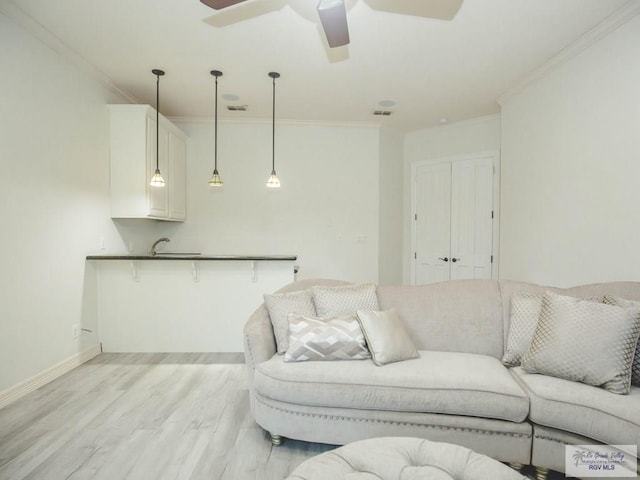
[86,254,297,353]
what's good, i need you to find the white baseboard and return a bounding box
[0,344,102,409]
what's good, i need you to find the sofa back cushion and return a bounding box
[376,279,504,358]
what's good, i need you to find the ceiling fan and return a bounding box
[200,0,463,48]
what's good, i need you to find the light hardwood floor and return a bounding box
[1,353,563,480]
[0,353,334,480]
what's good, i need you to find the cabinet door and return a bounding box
[450,157,494,280]
[414,162,451,285]
[147,117,169,218]
[168,132,186,220]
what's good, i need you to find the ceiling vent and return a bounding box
[227,105,247,111]
[373,110,392,116]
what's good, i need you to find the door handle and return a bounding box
[451,257,460,263]
[438,257,449,262]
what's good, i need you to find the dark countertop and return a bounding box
[86,254,298,261]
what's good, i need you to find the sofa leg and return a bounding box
[535,466,549,480]
[508,462,524,472]
[270,433,283,446]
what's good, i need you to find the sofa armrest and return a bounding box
[243,304,276,384]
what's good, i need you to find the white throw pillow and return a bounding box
[603,294,640,387]
[312,283,379,318]
[522,291,640,394]
[502,292,543,367]
[356,309,419,366]
[264,290,316,354]
[284,313,370,362]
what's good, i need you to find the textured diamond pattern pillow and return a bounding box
[502,292,543,367]
[312,283,379,318]
[356,309,419,366]
[522,291,640,394]
[264,290,316,354]
[603,294,640,386]
[284,313,371,362]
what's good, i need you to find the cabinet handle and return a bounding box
[451,258,460,263]
[438,257,449,262]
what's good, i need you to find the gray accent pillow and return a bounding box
[264,290,316,354]
[502,292,543,367]
[312,283,379,318]
[284,313,371,362]
[603,294,640,386]
[522,291,640,394]
[356,309,419,366]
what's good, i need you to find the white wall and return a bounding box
[499,14,640,287]
[154,121,381,284]
[378,128,404,285]
[402,116,501,283]
[0,12,127,393]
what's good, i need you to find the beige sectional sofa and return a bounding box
[243,278,640,479]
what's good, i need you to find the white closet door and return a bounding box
[414,162,451,285]
[412,154,496,285]
[450,157,494,280]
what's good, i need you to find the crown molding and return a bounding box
[0,0,139,104]
[497,1,640,106]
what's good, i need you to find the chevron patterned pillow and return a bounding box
[284,313,371,362]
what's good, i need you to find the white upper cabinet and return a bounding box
[108,105,187,221]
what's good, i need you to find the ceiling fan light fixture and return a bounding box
[317,0,350,48]
[150,69,166,188]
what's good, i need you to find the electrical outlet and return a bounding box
[72,324,80,339]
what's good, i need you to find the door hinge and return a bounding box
[414,252,417,259]
[414,213,417,221]
[491,210,494,219]
[491,255,494,264]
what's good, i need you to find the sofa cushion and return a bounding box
[522,291,640,394]
[284,313,370,362]
[502,292,543,367]
[604,294,640,386]
[511,367,640,447]
[312,283,379,318]
[254,350,530,423]
[264,289,317,354]
[356,309,419,366]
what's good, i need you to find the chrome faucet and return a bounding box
[149,237,170,256]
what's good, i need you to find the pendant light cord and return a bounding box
[156,73,160,171]
[215,75,218,172]
[272,75,276,173]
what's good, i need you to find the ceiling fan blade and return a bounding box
[200,0,249,10]
[363,0,463,21]
[317,0,350,48]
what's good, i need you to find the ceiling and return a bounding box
[6,0,631,131]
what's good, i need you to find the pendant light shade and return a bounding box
[208,70,224,187]
[266,71,281,188]
[150,69,166,187]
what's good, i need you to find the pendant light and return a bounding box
[208,70,224,187]
[150,69,166,187]
[266,71,281,188]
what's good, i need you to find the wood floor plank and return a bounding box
[0,354,335,480]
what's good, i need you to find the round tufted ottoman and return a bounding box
[287,437,528,480]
